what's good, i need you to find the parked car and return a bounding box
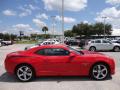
[65,39,80,46]
[85,39,120,52]
[5,44,115,82]
[46,39,60,42]
[111,40,120,44]
[0,42,1,47]
[1,40,13,46]
[0,39,2,47]
[25,40,60,50]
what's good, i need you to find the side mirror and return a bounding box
[70,52,75,57]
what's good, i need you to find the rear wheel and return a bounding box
[90,63,110,80]
[89,46,96,51]
[15,64,35,82]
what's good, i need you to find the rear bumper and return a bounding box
[5,58,17,75]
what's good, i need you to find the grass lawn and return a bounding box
[15,40,38,44]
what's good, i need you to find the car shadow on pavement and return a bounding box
[0,73,18,82]
[0,72,112,83]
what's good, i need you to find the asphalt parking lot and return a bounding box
[0,44,120,90]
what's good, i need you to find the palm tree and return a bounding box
[42,26,48,38]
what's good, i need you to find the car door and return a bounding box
[102,40,113,50]
[35,48,82,75]
[43,48,75,75]
[94,40,103,50]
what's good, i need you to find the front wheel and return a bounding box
[90,63,110,80]
[15,65,35,82]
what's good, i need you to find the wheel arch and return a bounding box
[89,61,111,76]
[14,63,36,76]
[113,45,120,49]
[113,45,120,52]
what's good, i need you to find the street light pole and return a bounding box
[102,16,107,39]
[51,16,56,39]
[62,0,64,43]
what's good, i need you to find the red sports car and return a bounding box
[5,45,115,82]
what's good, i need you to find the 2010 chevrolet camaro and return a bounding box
[5,45,115,82]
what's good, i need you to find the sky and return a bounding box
[0,0,120,35]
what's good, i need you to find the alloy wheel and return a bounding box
[16,65,33,82]
[92,64,108,80]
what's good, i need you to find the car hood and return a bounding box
[80,50,104,55]
[80,50,113,60]
[112,43,120,46]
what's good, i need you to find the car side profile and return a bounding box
[85,39,120,52]
[5,45,115,82]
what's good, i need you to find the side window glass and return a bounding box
[95,40,101,43]
[91,41,94,43]
[35,49,45,55]
[35,49,54,55]
[52,49,70,56]
[102,40,110,43]
[103,40,108,43]
[35,48,70,56]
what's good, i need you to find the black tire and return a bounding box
[15,64,35,82]
[89,46,96,51]
[90,63,110,80]
[113,46,120,52]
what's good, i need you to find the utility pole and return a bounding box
[102,16,107,39]
[9,34,12,41]
[51,16,56,39]
[62,0,64,43]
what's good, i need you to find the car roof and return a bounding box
[26,44,68,53]
[91,39,107,41]
[40,44,67,48]
[34,44,67,49]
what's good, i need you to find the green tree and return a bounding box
[0,33,4,39]
[64,30,73,37]
[72,22,112,37]
[3,33,10,40]
[42,26,48,34]
[72,25,79,35]
[93,23,112,36]
[42,26,48,39]
[31,34,37,40]
[11,34,17,41]
[72,23,92,37]
[93,23,104,36]
[105,24,112,35]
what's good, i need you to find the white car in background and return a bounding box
[84,39,120,52]
[0,42,1,47]
[25,40,60,50]
[46,39,61,43]
[0,39,2,47]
